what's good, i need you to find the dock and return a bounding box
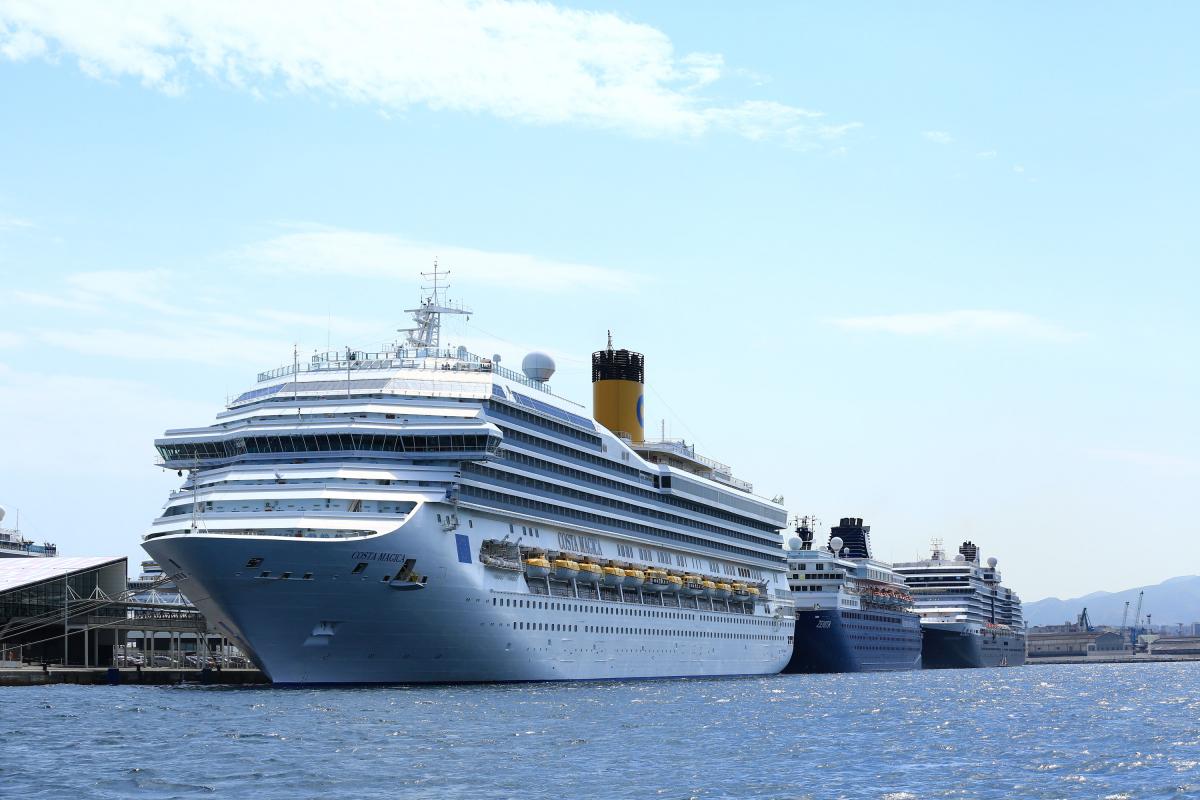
[0,666,269,686]
[1026,653,1200,666]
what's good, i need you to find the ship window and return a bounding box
[351,562,368,574]
[281,572,292,579]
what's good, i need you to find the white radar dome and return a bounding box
[987,556,998,568]
[787,537,803,550]
[522,351,556,383]
[955,553,966,561]
[829,536,844,553]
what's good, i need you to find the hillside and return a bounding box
[1024,575,1200,627]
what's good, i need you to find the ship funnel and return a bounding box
[591,333,644,443]
[959,541,979,564]
[830,517,872,560]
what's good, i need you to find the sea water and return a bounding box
[2,662,1197,799]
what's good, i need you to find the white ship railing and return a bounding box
[256,346,560,397]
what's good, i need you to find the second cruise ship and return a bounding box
[142,270,795,683]
[783,517,922,673]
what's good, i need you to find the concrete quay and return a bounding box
[1026,653,1200,666]
[0,666,268,686]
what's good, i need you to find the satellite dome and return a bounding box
[522,351,556,382]
[829,536,844,554]
[955,553,966,561]
[787,537,803,551]
[987,556,998,568]
[0,505,6,524]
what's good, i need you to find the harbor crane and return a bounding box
[1130,590,1145,648]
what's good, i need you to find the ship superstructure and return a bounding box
[782,517,921,672]
[0,506,57,559]
[142,270,794,683]
[893,539,1026,668]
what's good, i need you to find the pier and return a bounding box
[0,665,267,686]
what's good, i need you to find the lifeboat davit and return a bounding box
[623,569,645,588]
[602,566,626,586]
[576,562,603,584]
[552,559,580,580]
[524,557,551,578]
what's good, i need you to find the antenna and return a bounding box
[399,261,471,351]
[607,329,613,349]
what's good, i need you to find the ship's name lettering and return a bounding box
[556,533,603,556]
[350,551,406,563]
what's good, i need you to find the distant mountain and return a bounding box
[1024,575,1200,628]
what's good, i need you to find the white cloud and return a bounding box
[1086,448,1198,476]
[922,130,954,145]
[0,215,33,230]
[36,326,293,367]
[0,0,858,145]
[0,331,26,348]
[1013,164,1026,174]
[231,225,638,293]
[832,310,1080,342]
[976,150,997,159]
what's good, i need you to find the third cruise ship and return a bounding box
[894,539,1026,668]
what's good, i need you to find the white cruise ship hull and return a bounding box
[145,503,794,684]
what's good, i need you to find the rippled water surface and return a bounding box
[2,662,1198,799]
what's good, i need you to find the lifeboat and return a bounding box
[551,559,579,580]
[524,557,551,578]
[576,562,603,584]
[602,566,626,586]
[623,569,645,588]
[746,586,761,600]
[701,579,717,597]
[714,582,732,599]
[731,582,751,601]
[645,568,670,591]
[661,575,683,594]
[682,574,706,595]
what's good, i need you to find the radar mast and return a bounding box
[398,261,471,350]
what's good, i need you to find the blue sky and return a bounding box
[1,2,1197,603]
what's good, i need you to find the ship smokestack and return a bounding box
[830,517,872,560]
[591,332,645,443]
[959,541,979,564]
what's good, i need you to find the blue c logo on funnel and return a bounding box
[636,395,644,427]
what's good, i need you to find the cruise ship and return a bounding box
[142,271,795,684]
[0,506,57,558]
[893,540,1026,668]
[783,517,922,673]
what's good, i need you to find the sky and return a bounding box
[0,1,1197,602]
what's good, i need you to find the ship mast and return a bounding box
[397,261,471,351]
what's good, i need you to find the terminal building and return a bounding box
[1026,627,1126,658]
[0,557,129,666]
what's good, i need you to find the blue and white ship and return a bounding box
[142,269,795,684]
[782,517,922,673]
